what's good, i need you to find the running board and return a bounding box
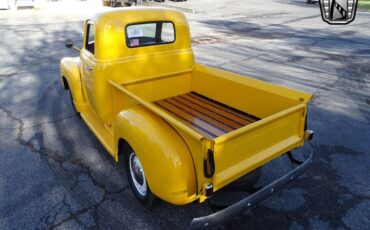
[81,109,115,156]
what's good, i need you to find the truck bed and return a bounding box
[154,92,259,138]
[109,63,313,191]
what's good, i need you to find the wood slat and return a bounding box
[155,100,225,138]
[188,92,258,123]
[154,92,259,138]
[181,94,253,125]
[166,97,234,132]
[172,96,244,130]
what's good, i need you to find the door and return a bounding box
[80,21,97,112]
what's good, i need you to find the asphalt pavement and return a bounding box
[0,0,369,229]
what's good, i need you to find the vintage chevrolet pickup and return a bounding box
[60,7,314,228]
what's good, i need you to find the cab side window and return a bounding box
[86,24,95,54]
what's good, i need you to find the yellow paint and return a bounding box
[60,8,313,205]
[60,57,88,112]
[81,109,115,156]
[114,105,197,205]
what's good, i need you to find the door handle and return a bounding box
[84,65,93,71]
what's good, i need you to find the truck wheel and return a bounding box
[125,149,155,207]
[69,92,81,118]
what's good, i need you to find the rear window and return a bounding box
[126,22,175,48]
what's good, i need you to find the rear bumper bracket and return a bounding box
[190,149,313,229]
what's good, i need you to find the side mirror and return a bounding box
[65,39,81,51]
[65,39,74,49]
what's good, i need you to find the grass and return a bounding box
[358,0,370,11]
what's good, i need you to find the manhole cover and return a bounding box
[192,36,223,45]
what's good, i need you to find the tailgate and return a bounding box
[212,103,306,190]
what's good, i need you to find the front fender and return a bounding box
[60,57,86,111]
[114,105,197,205]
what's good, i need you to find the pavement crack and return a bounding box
[0,72,18,78]
[0,114,76,131]
[0,105,25,144]
[35,194,67,230]
[47,186,125,230]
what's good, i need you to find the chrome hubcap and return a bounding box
[129,152,147,196]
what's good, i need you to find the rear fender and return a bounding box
[60,57,86,111]
[114,105,197,205]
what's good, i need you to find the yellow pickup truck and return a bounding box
[60,7,314,228]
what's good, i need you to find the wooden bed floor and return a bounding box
[153,92,259,138]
